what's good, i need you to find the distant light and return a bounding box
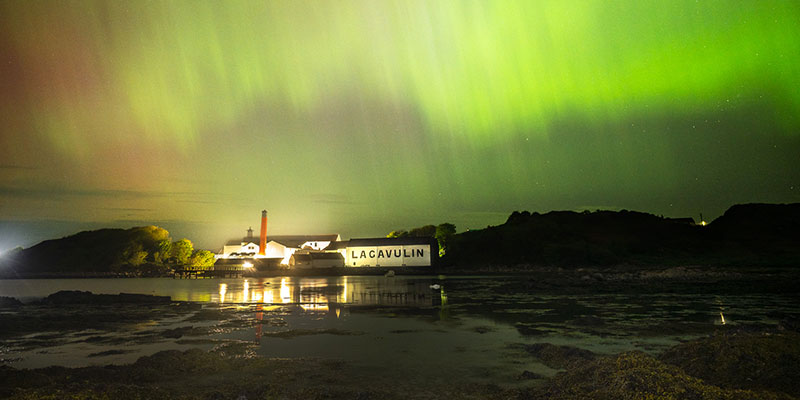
[243,261,253,268]
[700,221,707,226]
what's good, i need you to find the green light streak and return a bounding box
[4,0,797,152]
[0,0,798,242]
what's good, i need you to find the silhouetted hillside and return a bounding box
[707,203,800,245]
[442,203,800,269]
[701,203,800,265]
[0,226,172,276]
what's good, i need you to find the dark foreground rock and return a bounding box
[523,343,596,369]
[3,326,798,400]
[659,328,800,395]
[508,327,800,400]
[40,290,171,305]
[526,351,794,400]
[0,347,501,400]
[0,297,22,308]
[0,295,198,340]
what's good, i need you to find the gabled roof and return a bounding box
[268,234,340,248]
[327,237,437,249]
[291,252,344,261]
[225,238,259,246]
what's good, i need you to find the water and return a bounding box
[1,275,798,386]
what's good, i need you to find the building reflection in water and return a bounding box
[217,277,436,308]
[214,277,438,340]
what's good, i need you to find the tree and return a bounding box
[120,242,148,267]
[171,239,194,265]
[189,250,216,269]
[129,250,148,266]
[409,225,437,237]
[435,223,456,256]
[152,240,172,264]
[387,230,408,238]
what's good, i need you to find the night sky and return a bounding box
[1,0,798,252]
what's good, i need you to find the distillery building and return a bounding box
[218,210,436,268]
[217,210,340,265]
[327,237,436,268]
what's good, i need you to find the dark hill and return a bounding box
[0,226,170,275]
[708,203,800,243]
[443,203,800,269]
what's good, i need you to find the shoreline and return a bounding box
[2,282,799,399]
[2,264,797,279]
[1,321,797,399]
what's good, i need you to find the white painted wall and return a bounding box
[220,241,259,258]
[344,244,430,267]
[264,241,287,258]
[301,241,333,251]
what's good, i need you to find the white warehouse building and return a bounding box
[328,237,436,267]
[218,227,340,265]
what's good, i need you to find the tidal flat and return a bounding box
[1,273,799,399]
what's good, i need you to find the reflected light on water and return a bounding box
[212,277,435,308]
[280,278,290,303]
[300,304,329,312]
[219,283,227,303]
[439,286,449,320]
[720,311,726,325]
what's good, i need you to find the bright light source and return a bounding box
[243,261,253,268]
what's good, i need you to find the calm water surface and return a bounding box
[1,276,798,385]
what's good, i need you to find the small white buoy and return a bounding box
[430,284,441,290]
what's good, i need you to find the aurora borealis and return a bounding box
[1,0,799,251]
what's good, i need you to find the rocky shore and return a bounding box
[1,324,798,399]
[1,286,798,399]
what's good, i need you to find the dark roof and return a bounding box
[291,253,312,262]
[291,252,344,261]
[226,238,259,246]
[268,235,339,248]
[327,237,436,249]
[226,234,338,247]
[667,217,696,225]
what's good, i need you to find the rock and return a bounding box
[591,272,604,281]
[0,296,22,308]
[778,317,800,332]
[531,351,787,400]
[517,370,545,380]
[524,343,595,369]
[472,326,494,334]
[41,290,171,305]
[571,315,605,327]
[659,328,800,396]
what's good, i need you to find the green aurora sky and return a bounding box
[1,0,799,251]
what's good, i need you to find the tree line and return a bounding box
[118,227,215,274]
[387,223,456,256]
